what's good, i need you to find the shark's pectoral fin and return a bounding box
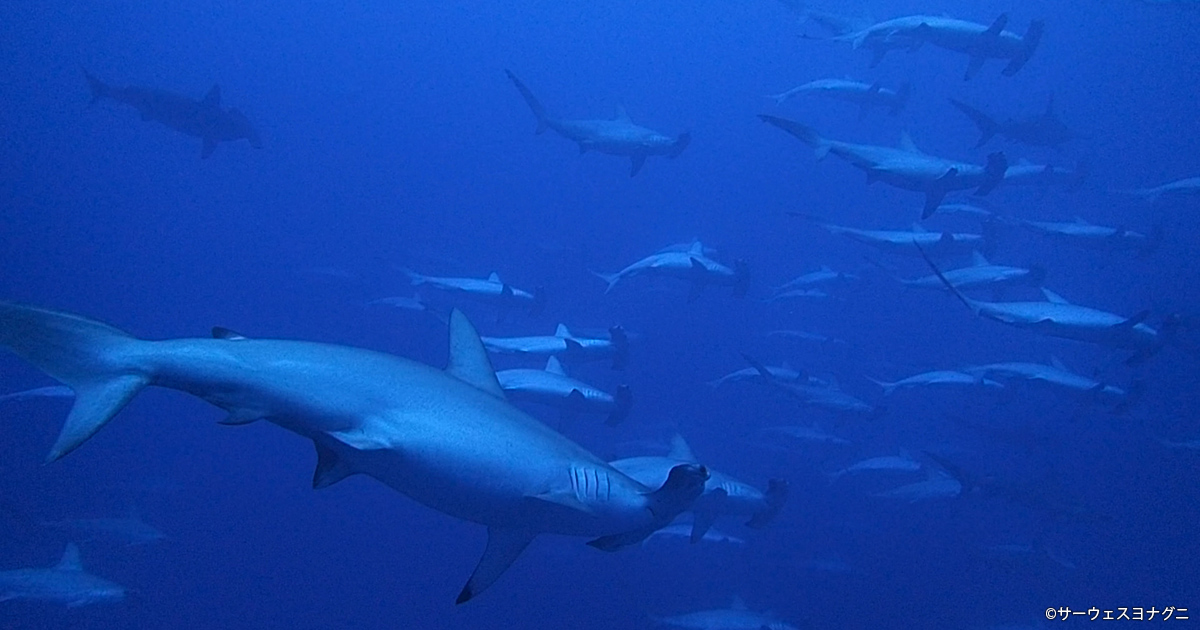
[201,137,218,159]
[457,528,536,604]
[690,510,717,544]
[630,154,647,177]
[312,442,356,489]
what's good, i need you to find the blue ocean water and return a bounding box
[1,0,1198,628]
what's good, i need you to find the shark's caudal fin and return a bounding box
[587,464,708,551]
[82,70,109,104]
[592,270,621,294]
[758,115,830,158]
[866,376,899,396]
[746,478,789,528]
[948,99,999,147]
[915,245,982,316]
[606,385,633,426]
[504,70,550,134]
[0,303,149,462]
[1003,19,1044,77]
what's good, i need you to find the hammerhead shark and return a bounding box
[0,302,708,603]
[84,71,261,158]
[505,70,691,176]
[761,115,1006,219]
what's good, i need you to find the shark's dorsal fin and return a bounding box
[55,544,83,572]
[1041,288,1070,305]
[688,240,705,256]
[614,105,632,122]
[554,323,571,338]
[201,84,221,108]
[312,441,356,489]
[730,596,748,610]
[970,251,990,267]
[1049,355,1071,372]
[487,272,501,283]
[819,264,833,272]
[445,310,505,399]
[544,356,567,376]
[457,527,537,604]
[668,434,697,462]
[898,131,924,154]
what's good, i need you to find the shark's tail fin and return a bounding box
[890,82,912,116]
[1003,19,1044,77]
[608,325,630,370]
[866,376,899,397]
[606,385,632,426]
[398,267,425,286]
[746,478,788,528]
[669,132,692,158]
[758,115,831,158]
[0,303,150,462]
[948,99,999,148]
[504,69,550,134]
[83,69,109,104]
[592,270,621,294]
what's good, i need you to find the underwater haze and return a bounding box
[1,0,1198,628]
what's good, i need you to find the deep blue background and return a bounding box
[1,0,1198,628]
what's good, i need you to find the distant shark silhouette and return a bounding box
[84,71,262,158]
[0,302,707,603]
[0,544,125,607]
